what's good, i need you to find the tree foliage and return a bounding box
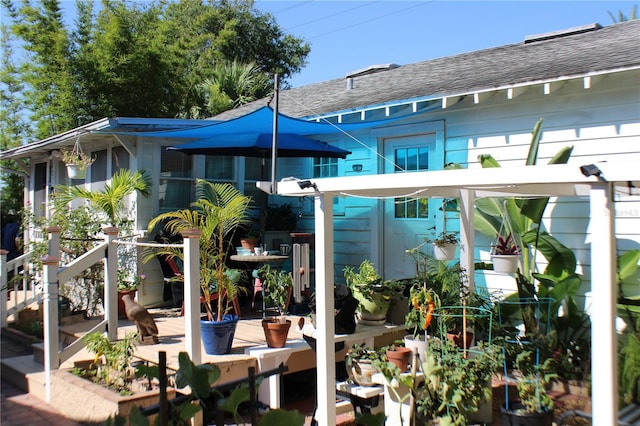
[1,0,310,134]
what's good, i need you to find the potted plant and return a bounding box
[431,231,459,261]
[148,181,253,355]
[404,283,440,363]
[344,259,399,325]
[258,264,293,348]
[491,232,521,274]
[61,143,95,179]
[345,342,385,386]
[375,338,502,426]
[240,229,261,252]
[501,349,556,425]
[384,342,412,373]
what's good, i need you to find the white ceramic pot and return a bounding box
[432,242,456,261]
[491,254,520,274]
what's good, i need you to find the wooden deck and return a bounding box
[57,305,406,389]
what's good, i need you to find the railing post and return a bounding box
[182,229,201,365]
[104,227,119,341]
[1,249,8,328]
[43,226,61,404]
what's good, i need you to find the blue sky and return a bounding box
[255,1,638,88]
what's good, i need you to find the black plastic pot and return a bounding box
[501,402,554,426]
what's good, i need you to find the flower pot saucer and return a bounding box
[356,317,386,326]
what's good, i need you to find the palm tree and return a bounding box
[186,60,272,118]
[53,169,151,227]
[609,5,637,23]
[147,180,253,321]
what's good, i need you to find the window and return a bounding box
[313,157,338,178]
[159,149,193,212]
[394,146,429,218]
[112,146,130,174]
[205,155,234,180]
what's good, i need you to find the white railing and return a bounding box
[0,250,40,328]
[2,225,204,404]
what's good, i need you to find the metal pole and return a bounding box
[270,74,279,195]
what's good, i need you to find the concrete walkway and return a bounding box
[1,330,83,426]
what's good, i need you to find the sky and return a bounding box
[253,1,639,88]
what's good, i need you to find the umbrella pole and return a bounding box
[270,74,279,195]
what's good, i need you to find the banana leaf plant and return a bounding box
[474,118,581,334]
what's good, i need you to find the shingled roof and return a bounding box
[216,20,640,121]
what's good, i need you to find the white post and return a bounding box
[183,229,201,365]
[589,183,618,425]
[104,227,119,340]
[314,192,336,426]
[43,226,61,403]
[1,249,7,328]
[458,189,475,292]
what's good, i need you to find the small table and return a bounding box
[230,254,288,317]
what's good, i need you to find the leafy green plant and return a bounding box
[343,259,401,299]
[431,231,459,248]
[345,342,385,368]
[128,351,305,426]
[148,181,253,322]
[82,332,138,394]
[61,147,94,169]
[512,350,557,413]
[376,338,502,426]
[258,264,293,320]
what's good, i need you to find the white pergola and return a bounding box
[259,162,640,425]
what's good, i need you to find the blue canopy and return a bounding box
[169,132,351,158]
[122,106,385,139]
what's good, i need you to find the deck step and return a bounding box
[1,354,44,394]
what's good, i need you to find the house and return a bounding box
[1,20,639,310]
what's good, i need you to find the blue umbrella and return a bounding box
[168,132,350,158]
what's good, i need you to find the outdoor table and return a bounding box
[230,254,288,317]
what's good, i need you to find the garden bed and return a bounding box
[49,368,178,424]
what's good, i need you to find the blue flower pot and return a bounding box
[201,314,239,355]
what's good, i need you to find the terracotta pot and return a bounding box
[386,346,412,372]
[240,237,259,251]
[262,318,291,348]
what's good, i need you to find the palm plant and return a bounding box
[148,181,253,322]
[52,169,151,227]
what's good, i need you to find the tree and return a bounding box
[2,0,310,133]
[5,0,78,137]
[0,24,28,221]
[609,5,638,23]
[52,169,151,227]
[187,60,272,118]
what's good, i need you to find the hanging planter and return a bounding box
[491,233,521,274]
[431,232,459,261]
[61,139,94,180]
[491,254,521,274]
